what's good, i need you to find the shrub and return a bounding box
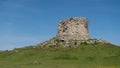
[53,54,78,60]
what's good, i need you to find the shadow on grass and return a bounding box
[53,54,78,60]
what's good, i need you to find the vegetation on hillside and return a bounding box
[0,42,120,68]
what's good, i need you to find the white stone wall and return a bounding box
[56,17,89,42]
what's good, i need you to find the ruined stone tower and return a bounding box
[56,17,89,43]
[37,17,109,47]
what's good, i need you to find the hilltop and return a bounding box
[0,17,120,68]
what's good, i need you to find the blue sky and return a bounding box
[0,0,120,50]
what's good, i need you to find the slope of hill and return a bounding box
[0,41,120,68]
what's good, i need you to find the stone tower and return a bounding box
[56,17,89,43]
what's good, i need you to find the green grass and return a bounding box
[0,43,120,68]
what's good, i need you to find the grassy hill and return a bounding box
[0,41,120,68]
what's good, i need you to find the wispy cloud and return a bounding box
[0,0,41,17]
[0,35,47,50]
[0,0,37,9]
[1,0,22,9]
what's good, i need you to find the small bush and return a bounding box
[86,56,95,61]
[53,54,78,60]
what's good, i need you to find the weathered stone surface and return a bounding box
[37,17,110,47]
[56,17,89,43]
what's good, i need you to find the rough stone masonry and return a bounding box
[56,17,89,44]
[37,17,109,47]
